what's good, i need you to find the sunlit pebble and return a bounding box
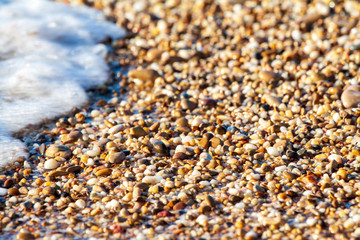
[106,199,120,209]
[199,152,212,161]
[196,215,208,226]
[175,145,187,153]
[142,176,163,184]
[44,159,59,170]
[267,147,280,157]
[328,154,342,164]
[0,188,7,196]
[75,199,86,209]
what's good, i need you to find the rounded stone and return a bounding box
[267,147,280,157]
[44,159,59,170]
[341,85,360,108]
[153,141,169,156]
[105,152,126,164]
[45,145,71,159]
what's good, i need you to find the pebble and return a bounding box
[130,126,147,138]
[267,147,280,157]
[199,98,217,108]
[105,152,126,164]
[173,201,186,210]
[263,94,281,107]
[45,145,71,159]
[176,117,189,128]
[44,159,59,170]
[48,170,68,177]
[199,152,212,161]
[95,168,112,176]
[341,85,360,108]
[259,71,282,83]
[8,187,19,196]
[180,99,196,111]
[196,215,208,226]
[142,176,163,184]
[173,152,187,160]
[153,141,169,155]
[128,69,160,82]
[16,230,35,240]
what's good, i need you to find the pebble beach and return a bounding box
[2,0,360,239]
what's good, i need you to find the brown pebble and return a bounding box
[283,171,299,181]
[199,98,217,108]
[210,137,222,148]
[173,201,186,210]
[198,205,212,214]
[173,152,188,160]
[153,141,169,155]
[3,179,14,188]
[16,231,35,240]
[176,117,189,128]
[66,165,82,173]
[105,152,126,164]
[45,145,72,159]
[8,187,19,196]
[128,69,160,82]
[135,182,149,190]
[262,94,281,107]
[62,130,82,143]
[95,168,112,176]
[43,186,55,195]
[180,99,196,111]
[259,71,282,83]
[254,153,264,160]
[199,138,210,149]
[341,85,360,108]
[130,127,147,138]
[149,122,160,132]
[48,171,69,177]
[204,195,216,208]
[215,125,227,135]
[145,49,163,62]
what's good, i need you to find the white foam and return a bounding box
[0,0,126,167]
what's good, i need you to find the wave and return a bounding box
[0,0,125,167]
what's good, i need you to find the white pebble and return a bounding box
[44,159,59,170]
[199,152,212,161]
[175,145,187,153]
[196,215,208,226]
[75,199,86,209]
[267,147,280,157]
[108,124,123,134]
[0,188,7,196]
[142,176,163,184]
[244,143,257,151]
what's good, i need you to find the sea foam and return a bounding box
[0,0,125,167]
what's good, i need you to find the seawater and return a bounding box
[0,0,125,167]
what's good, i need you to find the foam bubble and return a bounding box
[0,0,125,167]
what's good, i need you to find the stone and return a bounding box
[105,152,126,164]
[128,69,160,82]
[153,141,170,155]
[44,159,59,170]
[95,168,112,176]
[130,127,147,138]
[45,145,71,159]
[341,85,360,108]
